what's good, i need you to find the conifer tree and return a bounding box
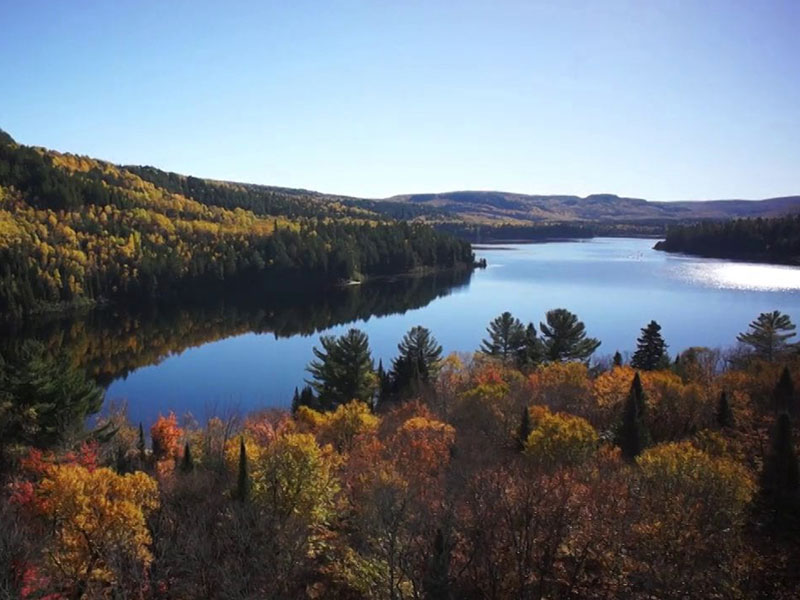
[389,326,443,397]
[291,387,301,414]
[422,528,450,600]
[517,322,544,368]
[306,328,376,411]
[773,366,796,415]
[137,423,146,462]
[716,390,734,428]
[613,351,623,367]
[737,310,797,362]
[235,437,249,502]
[760,413,799,510]
[480,312,526,363]
[615,372,649,460]
[517,406,532,451]
[180,442,194,473]
[540,308,601,362]
[631,320,669,371]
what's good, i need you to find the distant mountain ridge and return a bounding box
[384,191,800,224]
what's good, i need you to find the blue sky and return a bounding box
[2,0,798,201]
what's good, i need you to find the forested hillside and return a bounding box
[0,131,474,316]
[655,214,800,264]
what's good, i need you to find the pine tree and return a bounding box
[613,351,623,367]
[306,328,376,411]
[291,387,301,414]
[480,312,526,363]
[760,413,799,511]
[737,310,797,362]
[716,390,734,428]
[631,320,669,371]
[180,442,194,473]
[517,406,532,450]
[615,373,649,460]
[773,366,796,415]
[235,437,249,502]
[390,326,443,397]
[540,308,601,362]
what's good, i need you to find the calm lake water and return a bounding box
[41,237,800,426]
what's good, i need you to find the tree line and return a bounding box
[655,214,800,264]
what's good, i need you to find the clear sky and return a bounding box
[2,0,798,201]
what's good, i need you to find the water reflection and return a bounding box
[678,260,800,292]
[0,268,473,387]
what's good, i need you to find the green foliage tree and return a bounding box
[0,342,104,470]
[480,312,526,363]
[516,322,544,368]
[631,320,669,370]
[613,351,624,367]
[389,326,443,397]
[540,308,601,362]
[235,437,250,503]
[773,366,797,415]
[737,310,797,362]
[760,413,799,512]
[137,423,146,462]
[180,442,194,473]
[307,328,376,411]
[716,391,734,428]
[615,372,650,460]
[516,406,532,451]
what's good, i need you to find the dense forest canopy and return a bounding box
[655,214,800,264]
[0,131,474,316]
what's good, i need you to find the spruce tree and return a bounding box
[235,437,250,502]
[716,390,734,428]
[480,312,526,363]
[613,351,623,367]
[517,322,544,368]
[615,372,649,460]
[540,308,601,362]
[180,442,194,473]
[773,366,796,415]
[422,528,450,600]
[517,406,532,450]
[631,320,669,371]
[760,413,799,510]
[737,310,797,362]
[137,423,146,462]
[291,387,301,414]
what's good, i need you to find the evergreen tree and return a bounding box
[737,310,797,362]
[389,326,443,396]
[517,406,532,451]
[235,437,249,502]
[306,328,376,411]
[773,366,797,415]
[615,373,649,460]
[716,390,734,428]
[422,528,450,600]
[540,308,601,362]
[631,320,669,370]
[516,322,544,368]
[291,387,301,414]
[480,312,526,363]
[137,423,146,462]
[760,413,799,511]
[613,351,623,367]
[180,442,194,473]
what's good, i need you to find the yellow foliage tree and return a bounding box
[524,406,599,467]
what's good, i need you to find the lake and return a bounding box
[10,237,800,426]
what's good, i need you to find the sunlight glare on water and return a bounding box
[680,261,800,291]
